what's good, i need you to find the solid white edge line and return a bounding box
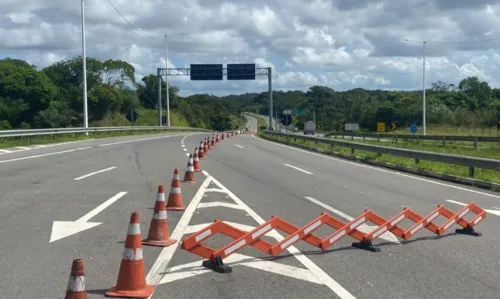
[284,163,313,175]
[235,144,244,149]
[73,166,117,181]
[252,135,500,200]
[99,133,191,147]
[0,147,92,164]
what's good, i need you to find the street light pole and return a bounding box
[81,0,88,132]
[164,33,186,128]
[422,41,427,136]
[404,38,427,135]
[164,35,169,127]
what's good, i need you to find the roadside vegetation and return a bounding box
[259,132,500,184]
[0,56,246,147]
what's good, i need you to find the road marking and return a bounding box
[197,201,244,210]
[15,146,30,150]
[159,253,322,286]
[73,166,117,181]
[284,163,313,175]
[304,196,401,244]
[147,172,357,299]
[146,176,212,286]
[0,149,11,153]
[99,134,187,147]
[202,172,357,299]
[0,147,92,164]
[446,199,500,216]
[235,144,244,149]
[183,148,187,151]
[49,191,128,242]
[253,135,500,200]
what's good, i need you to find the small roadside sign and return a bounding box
[283,109,292,115]
[377,122,385,132]
[410,123,417,134]
[345,123,359,131]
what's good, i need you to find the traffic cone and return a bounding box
[216,134,220,142]
[198,142,205,159]
[193,150,201,172]
[221,133,225,140]
[64,259,87,299]
[183,154,196,183]
[211,136,215,146]
[142,185,177,247]
[206,138,211,151]
[166,169,185,210]
[105,212,154,298]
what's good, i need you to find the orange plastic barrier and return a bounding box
[181,202,486,273]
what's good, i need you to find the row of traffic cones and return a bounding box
[64,131,237,298]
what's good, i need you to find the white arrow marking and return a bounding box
[304,196,401,244]
[49,191,127,243]
[446,199,500,216]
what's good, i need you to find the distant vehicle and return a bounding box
[303,121,316,135]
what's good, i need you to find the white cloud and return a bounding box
[1,0,500,96]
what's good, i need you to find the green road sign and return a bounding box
[293,110,305,115]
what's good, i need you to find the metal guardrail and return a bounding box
[263,131,500,178]
[0,126,213,138]
[324,131,500,148]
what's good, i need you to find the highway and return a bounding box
[2,119,500,299]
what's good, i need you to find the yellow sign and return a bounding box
[377,122,386,132]
[391,122,397,131]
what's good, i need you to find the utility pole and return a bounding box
[422,41,427,136]
[81,0,88,133]
[164,35,169,127]
[164,33,186,127]
[404,38,427,136]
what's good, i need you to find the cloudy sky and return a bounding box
[2,0,500,96]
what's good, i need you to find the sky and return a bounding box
[2,0,500,96]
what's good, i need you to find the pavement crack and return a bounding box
[132,146,155,193]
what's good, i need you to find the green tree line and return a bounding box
[0,57,245,131]
[1,55,499,133]
[222,77,500,132]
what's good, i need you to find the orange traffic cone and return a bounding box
[183,154,196,183]
[193,150,201,172]
[206,138,211,151]
[142,185,177,247]
[216,134,220,142]
[65,259,87,299]
[211,136,215,146]
[105,212,154,298]
[221,133,225,140]
[198,141,205,159]
[166,169,185,210]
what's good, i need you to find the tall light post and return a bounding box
[81,0,88,132]
[164,33,186,127]
[404,38,427,136]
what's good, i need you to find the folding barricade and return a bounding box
[181,202,486,273]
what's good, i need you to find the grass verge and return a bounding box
[0,129,209,149]
[328,136,500,160]
[259,132,500,185]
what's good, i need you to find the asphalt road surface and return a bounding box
[2,120,500,299]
